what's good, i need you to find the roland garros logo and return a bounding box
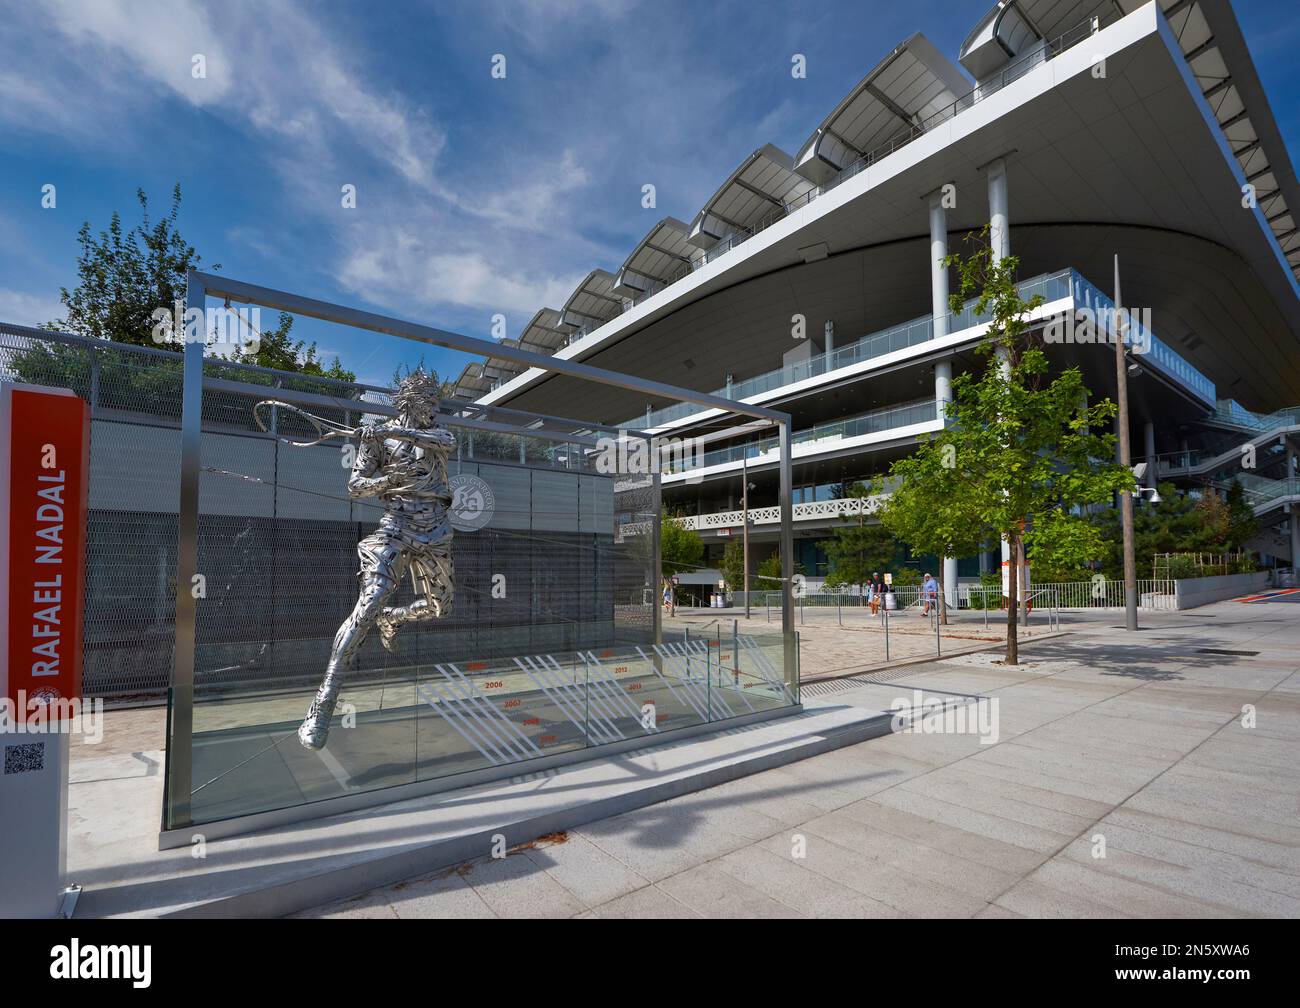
[449,474,495,531]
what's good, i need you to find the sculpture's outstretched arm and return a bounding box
[380,426,457,449]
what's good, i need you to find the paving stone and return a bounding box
[522,832,652,907]
[797,809,1023,901]
[869,786,1075,855]
[752,829,988,917]
[387,868,497,919]
[1022,857,1237,918]
[656,862,804,918]
[453,849,589,919]
[835,798,1049,876]
[712,845,902,918]
[590,884,701,918]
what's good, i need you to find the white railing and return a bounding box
[1060,579,1173,610]
[676,492,893,531]
[969,580,1176,610]
[746,579,1177,612]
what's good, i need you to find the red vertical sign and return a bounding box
[2,385,89,721]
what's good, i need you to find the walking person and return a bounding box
[921,572,938,617]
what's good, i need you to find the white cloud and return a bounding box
[43,0,233,105]
[473,149,591,229]
[0,288,66,328]
[11,1,445,192]
[337,230,585,320]
[0,0,825,346]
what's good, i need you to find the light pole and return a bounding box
[742,455,754,619]
[1113,255,1138,631]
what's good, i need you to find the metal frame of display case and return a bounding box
[164,270,797,834]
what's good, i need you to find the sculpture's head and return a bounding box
[393,368,441,426]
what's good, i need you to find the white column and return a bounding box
[930,193,950,338]
[930,190,958,609]
[936,357,958,608]
[988,157,1010,264]
[935,362,952,405]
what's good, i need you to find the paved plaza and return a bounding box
[295,596,1300,918]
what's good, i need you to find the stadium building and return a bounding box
[452,0,1300,601]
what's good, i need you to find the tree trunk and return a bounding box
[1005,532,1020,664]
[939,574,949,626]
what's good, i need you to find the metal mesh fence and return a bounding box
[1,322,658,698]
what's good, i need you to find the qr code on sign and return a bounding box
[4,742,45,774]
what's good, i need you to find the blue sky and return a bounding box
[1,0,1297,392]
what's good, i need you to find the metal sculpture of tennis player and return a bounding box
[256,369,455,750]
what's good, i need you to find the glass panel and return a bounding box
[415,654,586,780]
[1069,271,1214,405]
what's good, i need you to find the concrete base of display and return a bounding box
[70,700,890,917]
[0,730,70,918]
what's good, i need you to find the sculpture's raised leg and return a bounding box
[375,551,454,650]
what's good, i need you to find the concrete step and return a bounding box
[73,701,891,918]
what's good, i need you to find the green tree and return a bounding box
[1025,509,1107,582]
[1089,482,1247,578]
[890,566,921,588]
[660,513,704,578]
[41,183,352,380]
[877,231,1131,663]
[52,184,209,347]
[229,312,354,381]
[1224,481,1259,551]
[755,553,804,587]
[719,538,746,592]
[822,485,896,591]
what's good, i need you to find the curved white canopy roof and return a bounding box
[613,217,697,296]
[688,144,815,249]
[795,33,970,185]
[451,367,493,400]
[451,336,528,400]
[960,1,1113,78]
[517,307,570,354]
[559,269,624,333]
[959,2,1044,80]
